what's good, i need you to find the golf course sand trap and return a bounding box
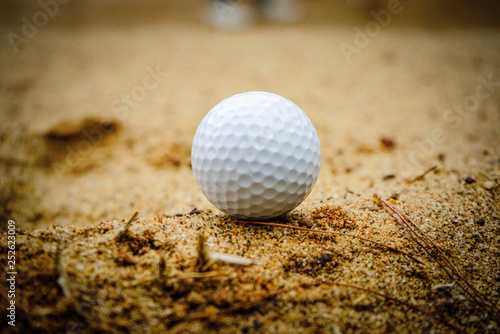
[0,0,499,332]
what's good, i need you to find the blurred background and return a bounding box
[1,0,499,231]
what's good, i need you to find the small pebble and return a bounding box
[476,218,485,226]
[380,137,396,150]
[464,176,476,184]
[319,251,335,263]
[390,193,399,200]
[484,181,495,190]
[298,217,313,228]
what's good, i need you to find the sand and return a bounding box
[0,0,499,333]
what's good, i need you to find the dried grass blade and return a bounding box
[374,194,497,319]
[232,220,422,264]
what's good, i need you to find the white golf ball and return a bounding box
[191,91,321,220]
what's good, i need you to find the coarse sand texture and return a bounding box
[0,1,499,333]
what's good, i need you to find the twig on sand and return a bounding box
[55,241,72,298]
[406,165,437,184]
[231,220,422,264]
[115,211,138,241]
[195,232,212,272]
[195,232,254,272]
[374,194,498,319]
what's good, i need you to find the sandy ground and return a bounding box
[0,0,499,333]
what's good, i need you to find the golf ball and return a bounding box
[191,91,321,220]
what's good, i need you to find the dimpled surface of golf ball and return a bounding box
[191,91,321,220]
